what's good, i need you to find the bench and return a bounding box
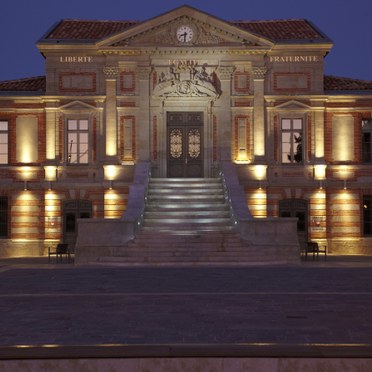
[48,243,71,263]
[303,241,327,261]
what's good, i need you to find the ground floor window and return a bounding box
[363,196,372,236]
[0,196,8,237]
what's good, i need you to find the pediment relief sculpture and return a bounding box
[110,17,257,47]
[152,62,221,98]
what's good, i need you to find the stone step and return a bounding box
[147,194,226,201]
[141,225,235,233]
[145,203,231,211]
[144,210,232,218]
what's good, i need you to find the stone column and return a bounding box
[252,67,267,161]
[217,66,235,161]
[103,66,120,161]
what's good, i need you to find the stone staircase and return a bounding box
[98,178,289,266]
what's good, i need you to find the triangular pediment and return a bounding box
[59,101,98,111]
[275,100,311,110]
[97,5,273,49]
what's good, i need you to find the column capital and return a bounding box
[103,66,120,80]
[252,67,267,80]
[217,66,235,80]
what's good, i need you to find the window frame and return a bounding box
[0,120,9,165]
[280,117,304,164]
[66,118,90,165]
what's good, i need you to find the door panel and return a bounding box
[167,112,203,178]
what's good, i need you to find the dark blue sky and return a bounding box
[1,0,372,81]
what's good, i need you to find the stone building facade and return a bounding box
[0,5,372,256]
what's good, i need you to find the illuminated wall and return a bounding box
[16,116,38,163]
[12,190,41,241]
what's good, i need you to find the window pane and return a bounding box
[0,133,7,143]
[0,121,8,131]
[68,120,77,130]
[0,154,7,164]
[68,133,77,143]
[293,119,302,130]
[79,133,88,143]
[80,153,88,163]
[281,119,291,130]
[79,120,88,130]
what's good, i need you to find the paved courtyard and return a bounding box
[1,256,372,360]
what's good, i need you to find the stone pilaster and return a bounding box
[137,66,151,161]
[253,66,267,161]
[103,66,120,161]
[217,66,235,161]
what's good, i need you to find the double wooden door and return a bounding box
[167,112,203,178]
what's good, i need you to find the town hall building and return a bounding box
[1,5,372,262]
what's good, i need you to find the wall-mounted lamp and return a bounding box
[343,180,347,190]
[109,180,113,190]
[48,181,52,191]
[23,180,28,191]
[319,180,324,190]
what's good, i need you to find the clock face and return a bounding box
[176,25,193,43]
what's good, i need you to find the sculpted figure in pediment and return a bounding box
[153,63,221,98]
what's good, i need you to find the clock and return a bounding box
[176,25,193,43]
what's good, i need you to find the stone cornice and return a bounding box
[99,48,269,56]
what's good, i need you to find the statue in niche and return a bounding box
[153,63,221,98]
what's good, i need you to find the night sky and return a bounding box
[1,0,371,81]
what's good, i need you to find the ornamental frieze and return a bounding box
[153,62,221,98]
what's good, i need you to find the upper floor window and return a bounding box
[362,119,372,163]
[0,121,8,164]
[67,119,88,164]
[281,118,303,164]
[363,196,372,236]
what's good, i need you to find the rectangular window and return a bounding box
[67,119,89,164]
[364,196,372,236]
[0,121,8,164]
[0,196,8,238]
[281,118,303,163]
[362,119,372,163]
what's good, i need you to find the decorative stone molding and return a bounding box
[253,67,267,80]
[136,66,151,80]
[103,66,120,80]
[217,66,235,80]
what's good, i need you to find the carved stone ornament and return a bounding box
[217,66,235,80]
[103,66,120,79]
[253,67,267,80]
[153,63,221,98]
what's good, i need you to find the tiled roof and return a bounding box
[232,19,327,41]
[41,18,327,42]
[44,20,138,40]
[324,75,372,91]
[0,76,46,92]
